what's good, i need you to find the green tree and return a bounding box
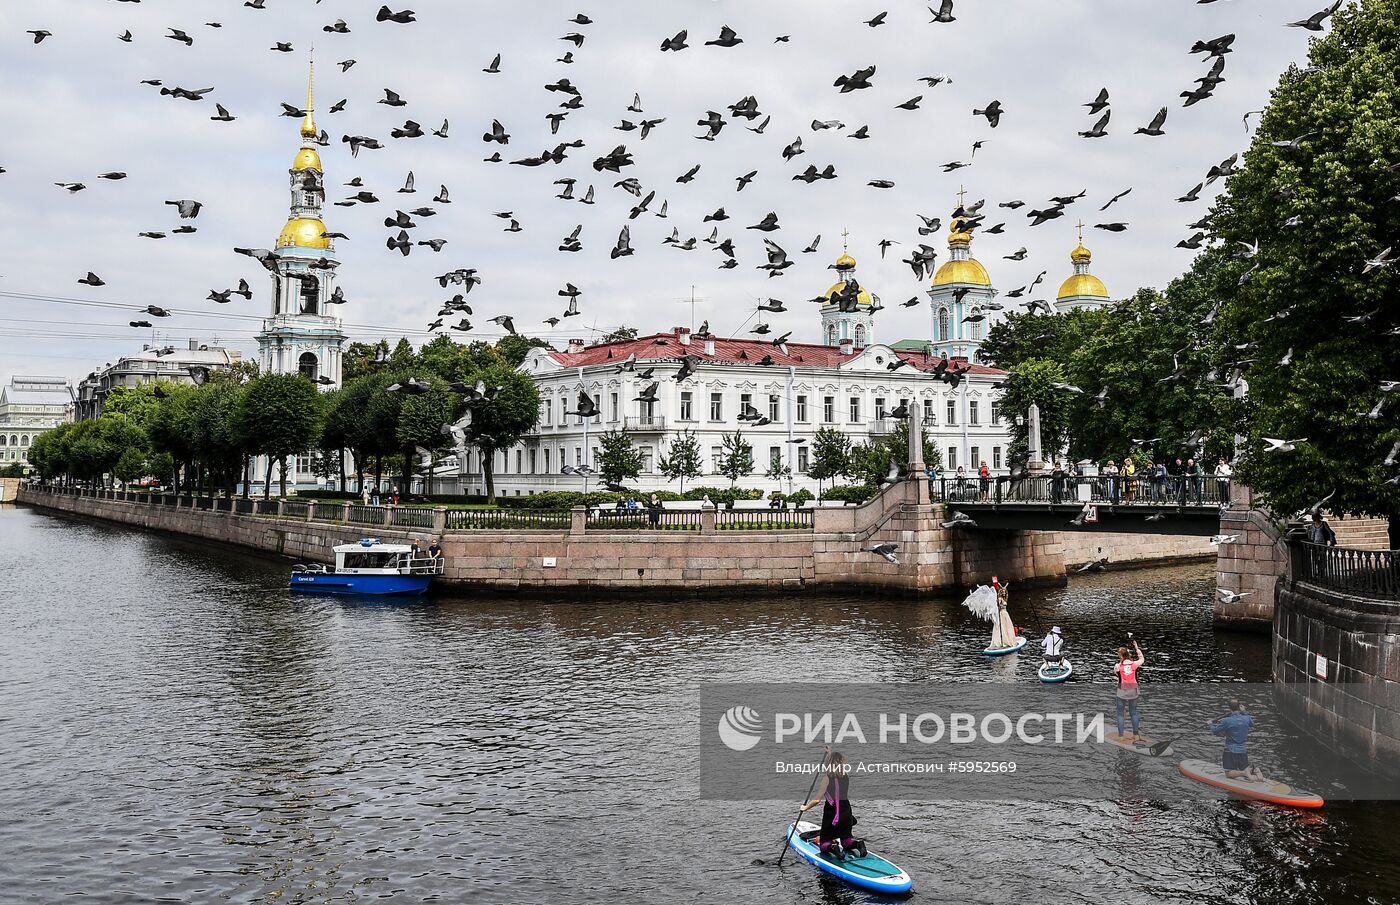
[658,429,703,492]
[494,334,552,368]
[849,421,940,487]
[396,383,457,496]
[1205,0,1400,541]
[461,364,541,503]
[808,427,853,492]
[600,325,639,343]
[993,359,1073,466]
[236,374,325,497]
[113,446,148,488]
[716,430,754,487]
[190,376,247,494]
[596,428,644,486]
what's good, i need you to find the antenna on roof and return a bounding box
[677,285,708,331]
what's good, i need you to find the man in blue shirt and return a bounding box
[1209,699,1262,781]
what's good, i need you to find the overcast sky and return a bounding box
[0,0,1326,388]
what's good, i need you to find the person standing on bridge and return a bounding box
[1114,639,1146,742]
[1214,457,1233,505]
[1122,457,1137,502]
[1308,512,1337,547]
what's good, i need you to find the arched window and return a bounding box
[827,323,837,346]
[298,352,319,381]
[971,307,983,341]
[299,275,320,314]
[854,324,866,347]
[0,436,7,447]
[20,435,29,446]
[938,307,950,342]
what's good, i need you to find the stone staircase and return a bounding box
[1330,515,1391,551]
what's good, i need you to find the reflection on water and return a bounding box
[2,505,1398,904]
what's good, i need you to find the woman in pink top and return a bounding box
[1114,639,1145,740]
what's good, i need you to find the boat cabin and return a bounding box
[331,538,443,575]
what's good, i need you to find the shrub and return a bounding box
[787,488,814,508]
[820,483,877,504]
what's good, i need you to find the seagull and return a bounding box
[1210,534,1239,545]
[1216,589,1253,604]
[1263,437,1306,452]
[1076,558,1109,573]
[941,510,978,529]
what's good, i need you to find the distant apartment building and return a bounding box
[75,341,242,421]
[0,376,74,470]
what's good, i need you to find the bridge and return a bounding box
[929,475,1230,537]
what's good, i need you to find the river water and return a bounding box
[2,503,1398,904]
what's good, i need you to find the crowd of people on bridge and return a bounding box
[934,453,1234,505]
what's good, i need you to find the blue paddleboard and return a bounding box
[984,635,1027,657]
[784,820,913,895]
[1038,659,1074,683]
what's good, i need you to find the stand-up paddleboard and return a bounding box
[983,635,1027,657]
[1177,759,1324,809]
[784,821,913,895]
[1104,731,1171,756]
[1038,659,1073,683]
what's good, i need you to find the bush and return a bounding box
[821,483,877,504]
[787,488,814,508]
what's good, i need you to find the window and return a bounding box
[769,394,780,422]
[542,399,552,426]
[827,324,837,345]
[515,450,523,473]
[609,392,619,422]
[971,309,984,341]
[993,447,1002,469]
[971,446,980,468]
[574,447,582,466]
[797,446,809,473]
[544,449,551,473]
[823,396,835,423]
[740,392,752,419]
[969,401,980,426]
[20,435,28,446]
[295,454,312,475]
[849,396,860,422]
[990,403,1001,426]
[500,450,508,475]
[923,399,935,424]
[854,324,866,347]
[938,307,950,341]
[299,275,319,314]
[710,392,723,420]
[680,391,693,421]
[769,446,782,471]
[710,446,722,470]
[875,397,886,419]
[641,448,654,474]
[947,446,958,470]
[796,395,808,422]
[0,436,6,447]
[946,399,957,426]
[298,352,318,381]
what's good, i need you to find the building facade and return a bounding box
[255,60,347,388]
[0,376,73,471]
[74,342,242,421]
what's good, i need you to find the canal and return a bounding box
[2,504,1398,904]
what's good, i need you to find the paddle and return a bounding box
[776,746,831,867]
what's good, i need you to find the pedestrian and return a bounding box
[978,460,990,501]
[1172,456,1187,504]
[1308,512,1337,546]
[647,492,663,527]
[1123,457,1137,502]
[361,484,370,507]
[392,492,400,506]
[1148,461,1166,502]
[370,487,380,506]
[955,465,968,500]
[1114,637,1146,742]
[1187,457,1204,503]
[1051,459,1065,503]
[1104,460,1120,501]
[1214,456,1233,505]
[428,540,443,559]
[1209,699,1263,782]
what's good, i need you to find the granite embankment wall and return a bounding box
[21,483,1211,597]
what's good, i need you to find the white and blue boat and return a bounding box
[289,538,443,597]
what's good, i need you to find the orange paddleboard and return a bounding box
[1177,758,1324,809]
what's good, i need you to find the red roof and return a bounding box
[544,330,1006,376]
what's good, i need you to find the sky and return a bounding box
[0,0,1331,389]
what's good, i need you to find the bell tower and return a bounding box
[255,53,347,389]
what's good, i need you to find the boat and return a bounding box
[1104,731,1171,757]
[289,537,443,596]
[983,635,1028,657]
[784,820,913,895]
[1177,758,1324,809]
[1038,658,1074,683]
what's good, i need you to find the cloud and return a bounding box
[0,0,1314,386]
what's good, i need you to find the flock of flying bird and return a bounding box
[16,1,1396,517]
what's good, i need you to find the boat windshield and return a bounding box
[340,551,400,569]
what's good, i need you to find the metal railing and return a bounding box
[1292,542,1400,601]
[586,507,701,531]
[282,500,309,519]
[347,505,386,525]
[390,507,434,529]
[446,508,572,530]
[716,508,813,530]
[623,416,667,432]
[932,475,1233,508]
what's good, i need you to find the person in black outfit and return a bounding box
[646,493,663,527]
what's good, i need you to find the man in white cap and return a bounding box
[1041,625,1065,666]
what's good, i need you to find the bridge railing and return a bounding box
[1290,541,1400,601]
[932,475,1232,508]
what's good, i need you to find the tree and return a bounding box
[494,334,551,368]
[396,383,457,496]
[600,325,639,343]
[190,376,247,494]
[597,428,644,485]
[113,446,147,488]
[808,427,853,492]
[716,430,754,486]
[850,420,940,487]
[659,429,703,492]
[461,364,541,503]
[765,450,792,483]
[144,384,198,493]
[1204,0,1400,543]
[236,374,325,497]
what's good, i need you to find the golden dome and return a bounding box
[277,217,331,250]
[292,146,322,172]
[1071,244,1092,264]
[1057,273,1108,300]
[834,252,857,269]
[932,258,992,287]
[823,280,873,306]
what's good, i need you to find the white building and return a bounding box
[74,342,241,421]
[0,376,73,471]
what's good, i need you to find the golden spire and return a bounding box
[299,50,317,140]
[835,228,856,269]
[1071,219,1092,263]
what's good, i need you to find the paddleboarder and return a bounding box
[1041,625,1065,666]
[992,577,1018,650]
[797,751,865,861]
[1208,699,1263,782]
[1114,637,1146,742]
